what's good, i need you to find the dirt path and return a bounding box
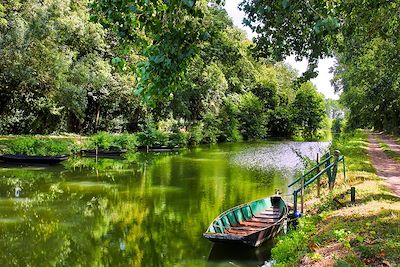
[379,133,400,154]
[368,133,400,196]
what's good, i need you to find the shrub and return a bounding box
[86,132,137,151]
[188,123,203,145]
[3,137,78,156]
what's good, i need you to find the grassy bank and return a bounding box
[271,130,400,266]
[0,130,187,156]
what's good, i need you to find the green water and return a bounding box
[0,142,325,266]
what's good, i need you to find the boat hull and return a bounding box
[203,196,287,247]
[0,154,68,164]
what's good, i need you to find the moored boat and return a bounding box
[203,195,288,247]
[0,154,69,164]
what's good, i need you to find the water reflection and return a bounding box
[207,241,274,267]
[0,141,328,266]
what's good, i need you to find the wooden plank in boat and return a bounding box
[229,226,262,231]
[225,229,254,235]
[239,221,271,228]
[253,214,279,222]
[249,217,276,223]
[256,212,280,218]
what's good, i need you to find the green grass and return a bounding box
[379,142,400,162]
[271,130,400,266]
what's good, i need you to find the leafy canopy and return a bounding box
[92,0,225,102]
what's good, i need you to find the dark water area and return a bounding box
[0,141,329,266]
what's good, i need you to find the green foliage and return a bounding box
[238,92,266,140]
[188,123,204,145]
[241,0,400,134]
[332,130,375,173]
[201,112,222,144]
[240,0,340,79]
[0,0,320,144]
[137,118,189,147]
[0,0,141,134]
[86,132,137,151]
[92,0,223,102]
[219,96,242,142]
[332,118,344,134]
[291,82,327,139]
[268,106,294,137]
[3,137,78,156]
[272,216,320,266]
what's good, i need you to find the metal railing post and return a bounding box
[317,153,320,198]
[301,176,305,214]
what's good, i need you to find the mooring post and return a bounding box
[351,187,356,204]
[317,153,321,198]
[301,176,305,214]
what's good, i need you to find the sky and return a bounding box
[224,1,339,100]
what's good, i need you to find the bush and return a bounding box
[188,123,204,145]
[3,137,78,156]
[86,132,137,151]
[137,118,188,147]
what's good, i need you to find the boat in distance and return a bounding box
[203,195,288,247]
[0,154,69,165]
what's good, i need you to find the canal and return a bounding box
[0,141,329,266]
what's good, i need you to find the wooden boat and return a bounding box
[0,154,68,164]
[203,195,288,247]
[80,149,127,157]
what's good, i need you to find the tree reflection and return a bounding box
[0,143,289,266]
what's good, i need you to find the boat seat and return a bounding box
[250,217,276,223]
[257,212,281,218]
[239,221,270,228]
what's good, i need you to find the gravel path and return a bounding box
[368,133,400,196]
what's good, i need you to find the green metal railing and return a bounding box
[290,151,346,214]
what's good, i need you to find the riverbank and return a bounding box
[271,130,400,266]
